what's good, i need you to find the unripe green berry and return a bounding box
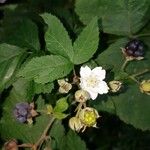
[79,107,99,127]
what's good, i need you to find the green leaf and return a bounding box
[1,18,40,51]
[0,43,24,64]
[75,0,149,36]
[60,130,87,150]
[96,38,128,72]
[12,78,54,100]
[13,78,34,101]
[54,97,69,113]
[53,112,68,120]
[99,84,150,131]
[34,82,54,94]
[0,90,50,143]
[73,17,99,64]
[19,55,73,84]
[50,120,65,150]
[41,13,74,60]
[90,95,116,114]
[0,43,26,92]
[53,97,69,120]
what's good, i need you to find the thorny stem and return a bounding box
[34,116,55,150]
[18,116,55,150]
[18,143,34,148]
[121,59,130,71]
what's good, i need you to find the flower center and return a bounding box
[86,75,99,88]
[83,111,96,126]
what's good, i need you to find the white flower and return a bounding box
[79,66,109,100]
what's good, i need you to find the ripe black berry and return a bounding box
[125,39,144,57]
[13,102,32,123]
[134,50,144,57]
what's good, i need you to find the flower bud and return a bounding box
[58,79,72,94]
[79,107,99,127]
[109,80,122,93]
[75,90,90,102]
[4,139,18,150]
[69,117,83,132]
[140,80,150,95]
[46,104,53,115]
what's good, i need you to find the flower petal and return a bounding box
[87,90,98,100]
[97,81,109,94]
[80,66,91,78]
[92,67,106,80]
[80,78,88,89]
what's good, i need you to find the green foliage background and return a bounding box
[0,0,150,149]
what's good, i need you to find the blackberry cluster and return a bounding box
[125,39,144,57]
[13,102,32,123]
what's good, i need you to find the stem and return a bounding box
[128,69,149,84]
[132,69,149,77]
[18,143,33,148]
[121,59,129,71]
[34,116,55,150]
[129,76,140,84]
[83,103,86,108]
[72,67,79,85]
[75,103,83,117]
[134,33,150,38]
[73,67,77,77]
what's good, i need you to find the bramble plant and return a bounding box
[0,0,150,150]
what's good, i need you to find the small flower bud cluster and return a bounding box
[68,66,109,132]
[58,66,109,132]
[13,102,38,124]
